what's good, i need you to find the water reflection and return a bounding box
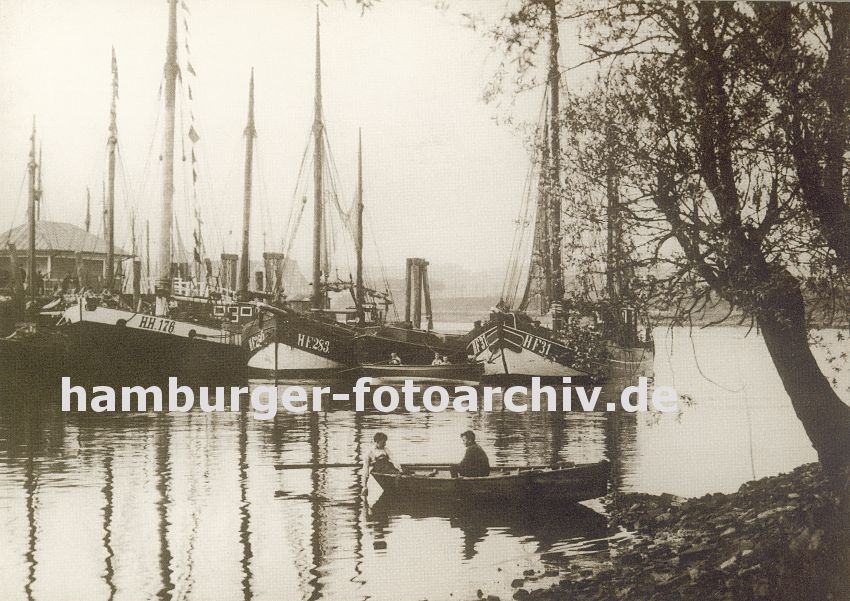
[0,327,839,600]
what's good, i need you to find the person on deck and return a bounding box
[450,430,490,478]
[431,352,442,366]
[389,352,402,365]
[363,432,404,495]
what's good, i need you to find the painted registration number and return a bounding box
[138,316,175,334]
[297,333,330,355]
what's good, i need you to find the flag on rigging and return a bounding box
[188,126,200,143]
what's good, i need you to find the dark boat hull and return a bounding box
[467,311,653,383]
[0,330,70,386]
[243,311,470,378]
[58,304,247,385]
[372,461,609,504]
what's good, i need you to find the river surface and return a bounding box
[0,326,847,601]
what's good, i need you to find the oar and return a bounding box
[275,462,360,470]
[275,462,457,471]
[274,462,572,471]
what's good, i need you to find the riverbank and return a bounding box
[499,463,849,601]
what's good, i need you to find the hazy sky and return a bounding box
[0,0,585,290]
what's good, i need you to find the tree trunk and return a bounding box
[756,269,850,474]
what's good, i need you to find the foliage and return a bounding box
[475,0,850,468]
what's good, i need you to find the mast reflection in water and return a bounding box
[0,327,832,600]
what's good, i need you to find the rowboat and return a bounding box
[371,460,609,504]
[358,362,484,382]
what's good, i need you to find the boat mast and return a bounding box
[27,117,37,301]
[85,187,91,232]
[355,129,365,322]
[37,146,43,221]
[539,107,552,311]
[311,7,324,311]
[547,0,564,327]
[239,69,257,297]
[605,124,620,301]
[106,47,118,291]
[157,0,179,313]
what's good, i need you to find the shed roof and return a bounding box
[0,221,129,256]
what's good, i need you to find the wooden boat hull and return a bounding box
[372,461,609,504]
[358,362,483,382]
[466,312,654,383]
[0,329,69,385]
[242,312,356,377]
[355,326,468,366]
[60,303,246,385]
[466,314,592,383]
[243,310,472,378]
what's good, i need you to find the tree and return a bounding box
[484,1,850,473]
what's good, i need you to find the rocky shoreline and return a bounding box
[482,463,849,601]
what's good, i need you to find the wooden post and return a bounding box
[133,259,142,309]
[145,220,151,291]
[255,270,263,292]
[220,253,230,290]
[229,256,238,293]
[8,243,23,300]
[263,253,273,292]
[404,258,412,325]
[75,251,86,290]
[412,258,423,329]
[421,260,433,332]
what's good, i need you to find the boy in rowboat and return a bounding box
[363,432,404,494]
[450,430,490,478]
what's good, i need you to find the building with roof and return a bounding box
[0,221,130,291]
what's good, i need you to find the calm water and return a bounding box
[1,326,847,601]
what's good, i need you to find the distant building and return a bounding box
[0,221,129,291]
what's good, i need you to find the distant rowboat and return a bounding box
[371,460,609,504]
[358,362,484,382]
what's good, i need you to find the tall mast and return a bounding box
[27,117,37,301]
[157,0,179,310]
[547,0,564,324]
[85,187,91,232]
[146,220,151,285]
[539,103,552,309]
[311,6,324,311]
[355,129,365,321]
[605,124,619,301]
[239,68,257,296]
[106,47,119,290]
[37,146,43,220]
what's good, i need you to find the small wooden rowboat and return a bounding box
[371,460,609,504]
[359,362,484,382]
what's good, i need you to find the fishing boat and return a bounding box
[0,122,78,384]
[371,460,609,504]
[59,0,247,384]
[244,10,463,377]
[466,2,653,383]
[358,361,484,383]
